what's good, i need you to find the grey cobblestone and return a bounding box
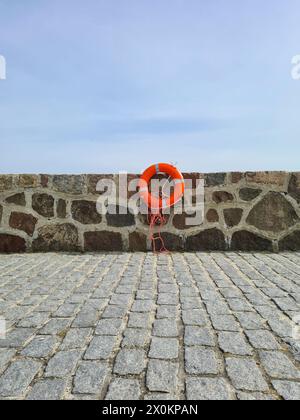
[146,360,178,393]
[245,330,280,350]
[0,359,42,397]
[226,358,269,392]
[272,380,300,400]
[105,378,141,400]
[73,361,109,395]
[0,252,299,400]
[185,347,221,375]
[114,349,146,375]
[186,377,234,400]
[259,351,300,380]
[184,326,215,347]
[122,328,150,348]
[84,336,116,360]
[218,332,253,356]
[26,378,67,400]
[21,335,58,358]
[149,337,179,359]
[153,319,178,337]
[45,350,81,378]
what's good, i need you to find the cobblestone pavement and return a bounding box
[0,252,300,400]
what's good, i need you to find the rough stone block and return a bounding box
[185,347,221,374]
[246,192,298,233]
[0,360,42,397]
[9,212,37,236]
[0,234,26,253]
[224,208,243,227]
[32,223,79,252]
[212,191,234,203]
[0,175,13,191]
[71,200,102,224]
[186,228,226,251]
[52,175,85,194]
[105,379,141,401]
[73,361,109,394]
[146,360,178,393]
[113,349,145,375]
[18,174,39,188]
[32,193,54,217]
[5,193,26,206]
[231,230,273,252]
[186,377,234,400]
[226,358,269,392]
[84,231,123,252]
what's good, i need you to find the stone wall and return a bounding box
[0,172,300,253]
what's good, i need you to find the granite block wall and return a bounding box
[0,172,300,252]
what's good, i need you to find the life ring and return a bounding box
[139,163,185,210]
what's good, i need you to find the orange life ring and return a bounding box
[139,163,185,210]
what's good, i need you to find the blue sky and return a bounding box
[0,0,299,173]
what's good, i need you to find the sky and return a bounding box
[0,0,299,173]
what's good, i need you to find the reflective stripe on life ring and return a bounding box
[138,163,185,210]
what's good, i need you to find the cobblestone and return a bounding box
[0,252,299,400]
[186,377,234,400]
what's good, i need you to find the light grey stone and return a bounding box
[114,349,145,375]
[210,315,240,332]
[218,332,253,356]
[21,335,58,358]
[60,328,92,349]
[180,296,202,309]
[156,305,177,319]
[40,319,71,335]
[27,379,66,400]
[0,359,42,397]
[0,328,34,348]
[53,303,80,318]
[184,326,215,346]
[128,313,151,329]
[245,330,280,350]
[227,299,254,312]
[259,351,300,379]
[95,319,123,335]
[18,312,51,328]
[186,377,234,400]
[149,337,179,359]
[144,393,176,400]
[153,319,178,337]
[205,300,231,315]
[236,312,267,330]
[45,350,81,378]
[0,349,16,374]
[105,379,141,400]
[272,380,300,400]
[102,305,128,319]
[84,336,116,360]
[72,308,99,327]
[182,309,207,326]
[157,294,178,305]
[136,290,154,300]
[237,392,277,401]
[131,300,153,312]
[185,347,221,374]
[73,361,109,394]
[122,329,149,348]
[146,360,178,393]
[110,294,132,306]
[226,358,269,392]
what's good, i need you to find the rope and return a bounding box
[148,210,169,254]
